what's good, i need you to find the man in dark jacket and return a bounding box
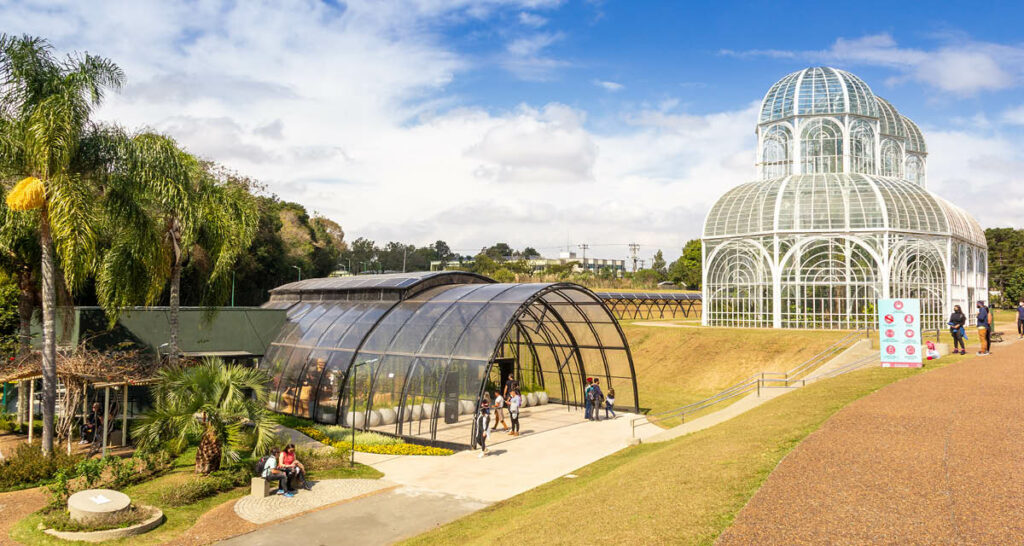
[79,402,102,444]
[976,300,992,356]
[1017,300,1024,339]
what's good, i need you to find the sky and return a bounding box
[2,0,1023,263]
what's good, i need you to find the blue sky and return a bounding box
[3,0,1022,261]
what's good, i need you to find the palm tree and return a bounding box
[97,133,258,365]
[133,358,276,474]
[0,34,123,454]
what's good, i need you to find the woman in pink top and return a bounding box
[280,443,311,490]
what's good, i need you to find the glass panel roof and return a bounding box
[269,270,493,299]
[703,174,984,245]
[760,67,879,123]
[875,97,907,138]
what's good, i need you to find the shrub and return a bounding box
[40,504,152,532]
[356,444,453,456]
[158,466,249,507]
[295,425,451,456]
[0,444,81,492]
[316,426,401,446]
[0,412,17,433]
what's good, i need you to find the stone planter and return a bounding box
[378,408,397,425]
[344,411,365,429]
[367,410,382,427]
[420,403,435,420]
[460,400,475,415]
[537,392,549,405]
[520,394,530,408]
[410,404,423,421]
[527,393,539,407]
[44,505,164,543]
[69,489,130,525]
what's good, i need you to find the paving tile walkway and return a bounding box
[717,338,1024,544]
[233,478,396,524]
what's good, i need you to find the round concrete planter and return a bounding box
[44,505,164,543]
[459,400,475,415]
[527,393,539,407]
[378,408,397,425]
[344,411,365,429]
[537,392,549,405]
[367,410,382,427]
[410,404,423,421]
[69,489,130,525]
[520,394,530,408]
[420,403,435,420]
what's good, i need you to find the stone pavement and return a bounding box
[271,424,328,450]
[717,337,1024,544]
[219,486,487,546]
[233,478,396,524]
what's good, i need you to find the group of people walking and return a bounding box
[584,378,615,421]
[476,373,524,458]
[948,299,1024,356]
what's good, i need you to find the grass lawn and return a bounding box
[624,323,847,418]
[10,448,381,545]
[406,356,959,545]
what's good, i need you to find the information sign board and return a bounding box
[878,298,922,368]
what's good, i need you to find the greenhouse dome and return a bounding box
[704,68,987,331]
[259,271,638,448]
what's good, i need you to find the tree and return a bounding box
[133,358,276,474]
[668,239,702,289]
[651,250,667,274]
[0,35,123,454]
[1005,267,1024,307]
[433,240,452,267]
[485,243,513,262]
[97,133,258,366]
[985,228,1024,302]
[522,247,541,259]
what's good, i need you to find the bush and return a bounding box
[296,425,451,456]
[316,426,401,446]
[158,466,249,507]
[0,444,81,492]
[46,452,175,507]
[0,412,17,433]
[356,443,453,456]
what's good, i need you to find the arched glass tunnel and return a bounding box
[259,272,638,448]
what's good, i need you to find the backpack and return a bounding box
[586,385,596,402]
[254,455,270,476]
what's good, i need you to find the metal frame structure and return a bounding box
[598,292,702,320]
[704,67,987,331]
[259,271,638,448]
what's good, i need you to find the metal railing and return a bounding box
[630,327,870,437]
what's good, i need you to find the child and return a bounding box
[476,399,491,458]
[508,390,522,436]
[605,387,616,419]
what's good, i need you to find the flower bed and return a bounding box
[296,426,453,456]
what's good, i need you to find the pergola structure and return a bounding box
[598,292,702,320]
[703,67,987,331]
[260,271,638,448]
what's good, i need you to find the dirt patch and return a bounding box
[163,498,256,545]
[718,340,1024,544]
[0,487,48,542]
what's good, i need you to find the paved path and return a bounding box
[219,486,487,546]
[718,338,1024,544]
[271,424,329,450]
[233,479,396,524]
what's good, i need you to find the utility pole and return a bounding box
[628,243,640,273]
[402,247,407,273]
[578,243,589,271]
[639,258,646,270]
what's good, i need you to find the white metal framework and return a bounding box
[705,67,987,331]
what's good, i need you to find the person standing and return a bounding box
[508,390,522,436]
[584,378,594,420]
[1017,300,1024,339]
[491,390,509,432]
[591,379,604,422]
[976,300,992,356]
[476,399,491,458]
[948,305,967,355]
[503,373,519,401]
[604,387,616,419]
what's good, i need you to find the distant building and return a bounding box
[430,250,626,277]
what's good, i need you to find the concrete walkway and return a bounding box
[718,337,1024,544]
[233,478,396,524]
[271,424,329,450]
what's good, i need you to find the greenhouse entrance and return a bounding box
[259,271,638,449]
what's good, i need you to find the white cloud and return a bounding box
[724,33,1024,96]
[594,79,623,92]
[502,32,568,81]
[518,12,548,27]
[1002,105,1024,126]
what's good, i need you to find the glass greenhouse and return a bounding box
[259,272,638,448]
[703,67,988,331]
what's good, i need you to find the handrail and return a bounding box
[631,327,870,437]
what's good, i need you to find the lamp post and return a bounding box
[231,270,235,307]
[292,265,302,281]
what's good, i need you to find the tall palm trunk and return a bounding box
[195,422,221,474]
[168,257,181,367]
[16,269,33,428]
[38,206,57,455]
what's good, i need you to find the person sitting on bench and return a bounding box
[79,403,102,445]
[262,447,295,497]
[280,444,312,491]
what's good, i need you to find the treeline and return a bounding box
[986,228,1024,306]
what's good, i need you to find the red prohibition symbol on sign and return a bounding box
[906,346,916,355]
[904,314,915,324]
[894,300,904,310]
[886,345,896,355]
[905,329,915,338]
[884,314,895,324]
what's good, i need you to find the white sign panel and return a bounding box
[878,298,922,368]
